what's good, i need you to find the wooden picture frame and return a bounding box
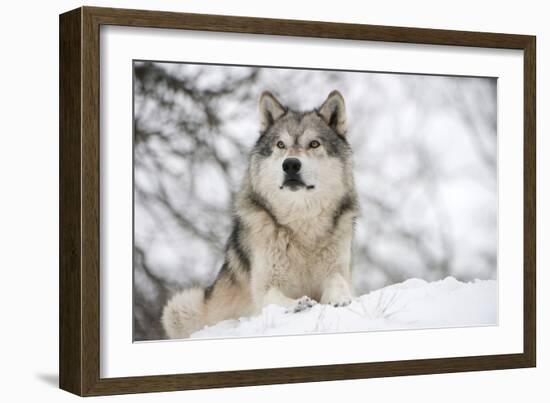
[59,6,536,396]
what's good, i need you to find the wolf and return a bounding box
[161,90,359,339]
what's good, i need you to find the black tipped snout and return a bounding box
[282,158,302,174]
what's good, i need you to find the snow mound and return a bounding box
[190,277,497,339]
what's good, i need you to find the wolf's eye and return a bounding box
[309,140,321,149]
[276,141,286,149]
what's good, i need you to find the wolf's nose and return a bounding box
[282,158,302,174]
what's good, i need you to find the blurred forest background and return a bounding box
[133,61,497,341]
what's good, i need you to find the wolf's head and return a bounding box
[247,91,356,219]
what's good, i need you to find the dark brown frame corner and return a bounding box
[59,6,536,396]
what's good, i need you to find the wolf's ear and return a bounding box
[319,90,347,136]
[259,91,286,132]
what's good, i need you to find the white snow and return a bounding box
[190,277,497,339]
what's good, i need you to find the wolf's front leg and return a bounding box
[250,233,317,313]
[251,262,292,312]
[320,272,353,307]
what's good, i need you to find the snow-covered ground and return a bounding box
[190,277,497,339]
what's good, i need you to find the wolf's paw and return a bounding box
[329,298,352,308]
[287,296,317,313]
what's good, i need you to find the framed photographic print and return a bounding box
[59,6,536,396]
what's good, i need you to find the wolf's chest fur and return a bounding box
[243,201,354,303]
